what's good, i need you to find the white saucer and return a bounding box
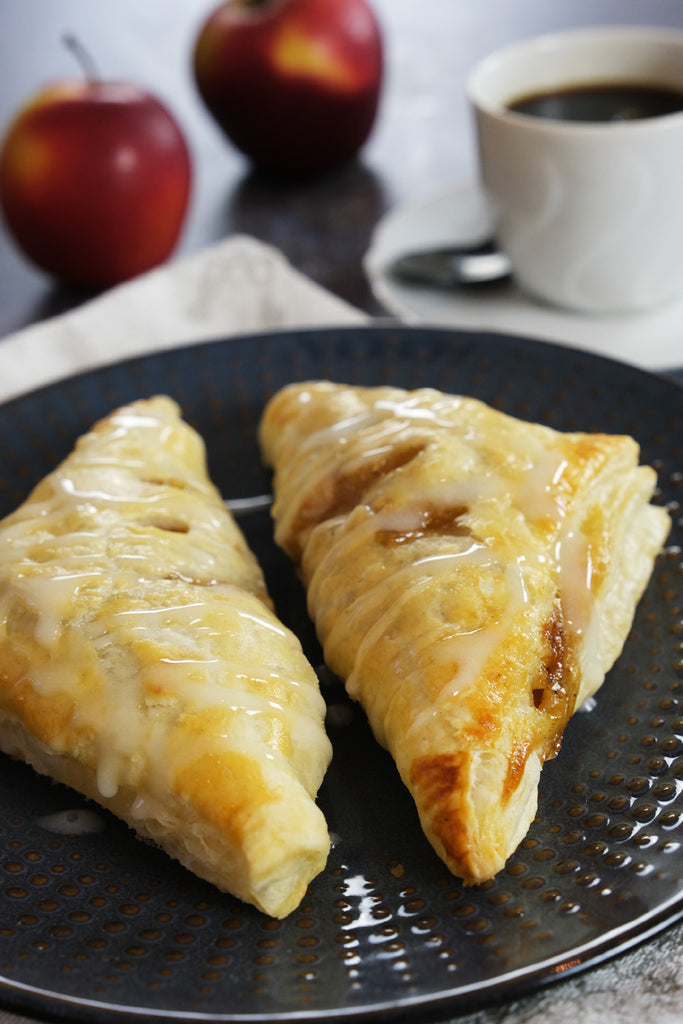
[364,179,683,372]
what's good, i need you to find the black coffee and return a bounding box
[507,82,683,122]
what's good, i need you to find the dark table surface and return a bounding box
[1,0,683,348]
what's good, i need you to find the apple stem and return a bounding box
[63,34,100,83]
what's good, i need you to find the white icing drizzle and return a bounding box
[295,387,598,737]
[553,528,594,638]
[0,398,331,805]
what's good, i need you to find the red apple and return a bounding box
[193,0,383,176]
[0,51,192,289]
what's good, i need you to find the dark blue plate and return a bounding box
[0,325,681,1023]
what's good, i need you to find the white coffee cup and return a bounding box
[466,26,683,314]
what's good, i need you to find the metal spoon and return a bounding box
[388,238,511,288]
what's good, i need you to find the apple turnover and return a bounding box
[259,381,670,884]
[0,396,331,918]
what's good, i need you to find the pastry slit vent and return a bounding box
[142,515,191,534]
[532,601,573,727]
[290,441,427,557]
[140,476,189,491]
[502,741,532,804]
[375,504,471,546]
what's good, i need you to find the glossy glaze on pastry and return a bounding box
[0,396,332,918]
[259,381,670,884]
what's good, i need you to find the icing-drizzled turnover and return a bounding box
[0,396,332,918]
[260,381,669,884]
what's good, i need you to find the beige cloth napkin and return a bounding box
[0,233,365,404]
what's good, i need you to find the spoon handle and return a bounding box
[389,239,511,288]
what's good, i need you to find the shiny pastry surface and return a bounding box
[260,381,670,884]
[0,395,332,918]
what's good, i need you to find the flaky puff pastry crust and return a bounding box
[259,381,670,884]
[0,396,331,918]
